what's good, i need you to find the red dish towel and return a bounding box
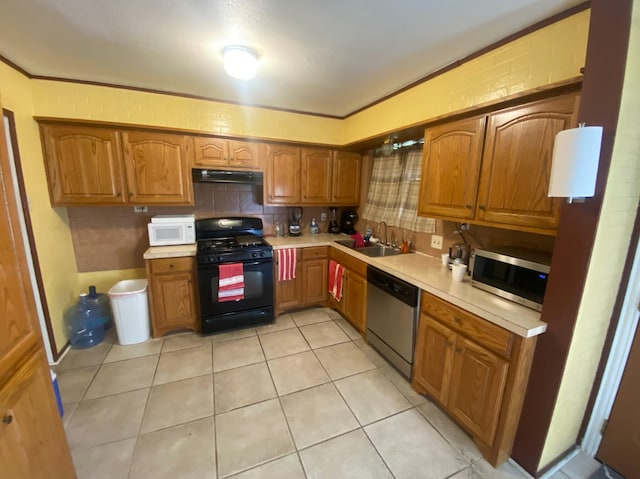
[328,260,345,301]
[218,263,245,302]
[277,248,297,281]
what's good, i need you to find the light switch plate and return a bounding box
[133,206,148,213]
[431,234,443,249]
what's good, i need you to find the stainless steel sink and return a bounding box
[334,239,402,257]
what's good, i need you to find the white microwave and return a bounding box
[147,215,196,246]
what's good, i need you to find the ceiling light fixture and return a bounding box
[223,46,258,80]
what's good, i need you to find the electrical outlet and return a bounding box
[460,223,470,230]
[320,212,327,222]
[133,206,148,213]
[431,234,443,249]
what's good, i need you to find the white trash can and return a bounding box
[108,279,150,345]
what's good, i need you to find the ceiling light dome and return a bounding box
[223,46,258,80]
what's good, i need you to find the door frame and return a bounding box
[581,235,640,456]
[2,109,58,362]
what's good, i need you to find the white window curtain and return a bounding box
[362,146,435,233]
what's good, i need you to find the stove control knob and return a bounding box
[217,256,223,262]
[260,252,265,257]
[251,252,257,258]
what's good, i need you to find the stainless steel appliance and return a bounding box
[366,265,420,378]
[196,217,274,334]
[470,247,551,311]
[340,210,358,234]
[328,207,340,234]
[289,207,303,236]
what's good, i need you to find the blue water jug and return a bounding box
[87,285,113,330]
[64,293,106,348]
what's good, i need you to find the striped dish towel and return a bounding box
[218,263,245,302]
[328,260,345,301]
[277,248,297,281]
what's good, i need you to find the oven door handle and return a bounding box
[198,259,272,269]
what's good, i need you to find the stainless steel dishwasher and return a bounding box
[366,265,420,379]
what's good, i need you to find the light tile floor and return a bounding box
[55,307,591,479]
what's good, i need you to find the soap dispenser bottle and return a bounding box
[310,218,319,234]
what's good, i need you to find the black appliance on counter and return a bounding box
[196,217,273,334]
[340,210,358,234]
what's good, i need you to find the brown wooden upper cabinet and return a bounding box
[40,123,194,206]
[40,124,127,205]
[121,131,194,205]
[418,92,579,234]
[192,137,261,170]
[265,145,361,206]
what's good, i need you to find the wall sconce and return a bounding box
[223,46,258,80]
[548,124,603,203]
[381,135,398,157]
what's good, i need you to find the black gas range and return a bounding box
[195,217,274,334]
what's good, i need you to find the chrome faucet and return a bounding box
[380,221,388,246]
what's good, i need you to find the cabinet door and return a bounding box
[303,258,328,305]
[0,351,75,479]
[343,270,367,333]
[418,116,486,220]
[275,250,303,312]
[41,124,126,205]
[148,258,198,337]
[228,140,261,170]
[448,336,509,445]
[476,94,579,231]
[265,144,301,204]
[301,148,332,204]
[412,315,456,405]
[332,151,361,205]
[122,131,194,205]
[193,137,228,168]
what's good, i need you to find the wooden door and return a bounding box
[344,270,367,332]
[0,98,75,477]
[228,140,261,170]
[40,123,126,205]
[448,336,508,445]
[301,148,332,204]
[122,131,194,205]
[303,258,328,305]
[193,136,228,168]
[265,144,300,204]
[476,94,579,231]
[418,116,486,220]
[412,316,456,405]
[332,151,361,205]
[597,323,640,478]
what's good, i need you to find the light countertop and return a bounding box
[144,233,547,338]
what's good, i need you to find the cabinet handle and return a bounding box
[117,192,122,198]
[447,342,453,348]
[454,317,461,324]
[268,194,273,199]
[2,414,13,425]
[169,264,174,269]
[455,348,462,354]
[129,192,133,197]
[478,205,486,210]
[464,204,472,209]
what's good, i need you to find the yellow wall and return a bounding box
[3,10,590,363]
[0,62,79,350]
[342,10,590,144]
[539,1,640,468]
[31,81,343,145]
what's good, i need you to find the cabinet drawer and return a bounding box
[330,248,367,277]
[302,246,329,260]
[149,256,194,274]
[421,293,513,358]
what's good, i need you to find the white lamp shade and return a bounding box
[223,46,257,80]
[548,126,603,199]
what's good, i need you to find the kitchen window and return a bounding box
[362,145,435,233]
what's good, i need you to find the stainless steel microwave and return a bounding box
[470,248,551,311]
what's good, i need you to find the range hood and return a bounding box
[192,169,263,185]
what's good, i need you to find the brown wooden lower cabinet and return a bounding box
[275,247,328,315]
[412,292,536,466]
[327,248,367,334]
[146,256,199,338]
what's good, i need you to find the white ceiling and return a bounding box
[0,0,583,117]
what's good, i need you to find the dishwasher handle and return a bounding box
[367,266,419,308]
